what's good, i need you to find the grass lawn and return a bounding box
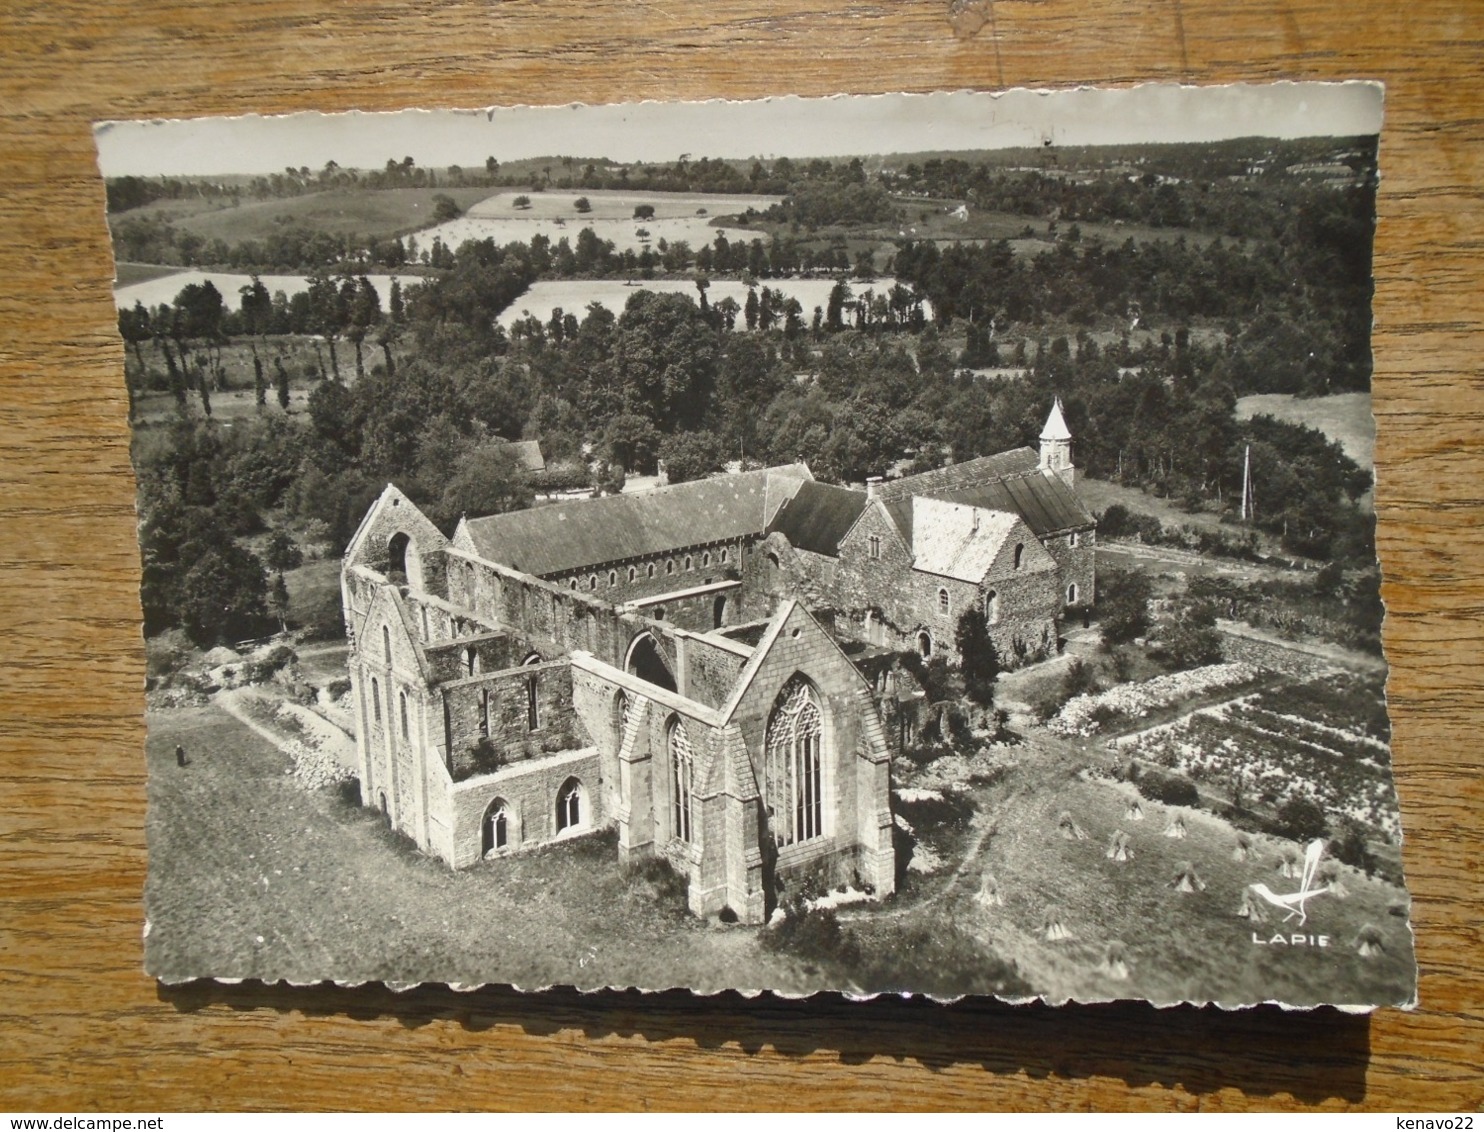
[112,187,500,248]
[145,702,820,992]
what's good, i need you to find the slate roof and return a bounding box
[766,480,869,557]
[911,499,1033,583]
[874,448,1039,502]
[876,454,1094,542]
[461,465,811,577]
[934,472,1094,536]
[1041,398,1072,441]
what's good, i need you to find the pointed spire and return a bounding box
[1041,397,1072,441]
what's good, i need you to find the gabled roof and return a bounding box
[911,499,1024,583]
[874,448,1039,502]
[505,439,546,473]
[934,471,1094,536]
[766,480,869,557]
[460,464,812,577]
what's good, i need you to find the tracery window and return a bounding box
[668,717,696,843]
[763,677,824,848]
[556,777,583,833]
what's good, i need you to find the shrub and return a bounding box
[243,644,297,684]
[1131,763,1200,807]
[468,736,508,775]
[1329,817,1377,876]
[894,790,977,836]
[1274,793,1329,842]
[762,905,861,968]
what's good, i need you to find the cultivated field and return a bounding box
[418,188,781,255]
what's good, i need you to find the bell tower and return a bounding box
[1039,397,1076,488]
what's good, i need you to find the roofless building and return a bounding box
[340,402,1092,921]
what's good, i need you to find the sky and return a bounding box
[94,83,1384,178]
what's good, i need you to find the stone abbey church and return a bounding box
[341,401,1094,922]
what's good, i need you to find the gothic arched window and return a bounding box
[986,590,1000,624]
[382,625,392,666]
[1013,543,1025,570]
[371,677,381,723]
[764,677,824,848]
[938,588,950,616]
[668,717,696,843]
[556,777,584,833]
[399,691,409,741]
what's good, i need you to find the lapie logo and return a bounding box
[1248,838,1334,947]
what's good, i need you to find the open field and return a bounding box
[1237,392,1376,470]
[114,269,405,312]
[496,276,921,329]
[145,701,821,991]
[418,188,780,256]
[110,186,498,248]
[114,261,186,288]
[851,722,1415,1007]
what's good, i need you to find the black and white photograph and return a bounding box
[98,84,1417,1007]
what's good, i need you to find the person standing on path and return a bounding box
[175,744,187,767]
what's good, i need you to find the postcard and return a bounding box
[99,84,1416,1007]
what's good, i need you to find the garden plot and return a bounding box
[1116,676,1401,840]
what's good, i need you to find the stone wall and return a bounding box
[441,659,584,781]
[445,747,605,869]
[1039,529,1097,608]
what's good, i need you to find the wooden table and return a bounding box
[1,0,1479,1111]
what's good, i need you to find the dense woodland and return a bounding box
[119,139,1380,647]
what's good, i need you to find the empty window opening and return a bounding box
[399,691,409,741]
[526,676,540,731]
[371,677,381,723]
[712,594,727,630]
[589,574,599,591]
[609,570,618,586]
[478,689,489,738]
[669,718,696,843]
[647,563,656,578]
[764,676,824,848]
[464,646,479,676]
[684,555,693,571]
[628,566,637,582]
[1013,543,1025,570]
[720,548,729,564]
[387,532,410,579]
[626,632,677,693]
[917,630,932,658]
[1069,531,1079,548]
[869,535,881,560]
[666,559,675,576]
[701,551,711,567]
[986,590,1000,624]
[382,625,392,666]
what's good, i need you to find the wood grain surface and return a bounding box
[1,0,1480,1112]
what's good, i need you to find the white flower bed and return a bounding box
[1049,662,1258,737]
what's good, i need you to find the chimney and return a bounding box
[866,476,884,499]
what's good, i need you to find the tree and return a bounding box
[432,193,462,223]
[574,197,592,213]
[264,529,303,573]
[633,204,656,220]
[268,571,292,632]
[178,540,269,646]
[1156,602,1224,670]
[955,607,999,705]
[512,195,531,210]
[436,441,532,526]
[274,356,291,410]
[603,412,661,475]
[658,430,726,485]
[1098,567,1153,645]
